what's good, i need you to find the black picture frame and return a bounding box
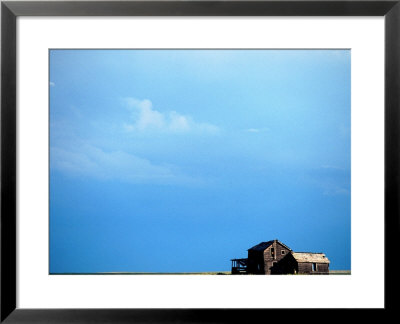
[1,0,399,322]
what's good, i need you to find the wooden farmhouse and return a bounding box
[231,239,330,275]
[247,240,292,274]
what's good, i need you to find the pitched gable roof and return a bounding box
[291,252,330,264]
[248,241,274,251]
[248,240,292,252]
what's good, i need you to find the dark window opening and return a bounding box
[312,263,317,271]
[281,250,285,255]
[271,248,275,258]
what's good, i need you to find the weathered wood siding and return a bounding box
[263,241,290,274]
[298,262,329,274]
[314,263,329,274]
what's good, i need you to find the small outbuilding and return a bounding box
[271,252,330,275]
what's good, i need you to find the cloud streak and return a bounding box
[313,165,350,196]
[51,143,203,185]
[244,127,270,133]
[122,97,219,134]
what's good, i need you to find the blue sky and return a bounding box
[49,49,351,273]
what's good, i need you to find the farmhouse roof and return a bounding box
[248,240,292,252]
[291,252,330,264]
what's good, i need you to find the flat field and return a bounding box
[52,270,350,275]
[329,270,351,275]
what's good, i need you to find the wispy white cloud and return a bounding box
[122,97,219,134]
[314,165,350,196]
[321,165,345,171]
[51,143,203,185]
[50,81,56,87]
[244,127,269,133]
[322,185,350,196]
[298,165,350,196]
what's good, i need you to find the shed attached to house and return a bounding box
[273,252,330,274]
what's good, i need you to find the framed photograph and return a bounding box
[1,0,399,322]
